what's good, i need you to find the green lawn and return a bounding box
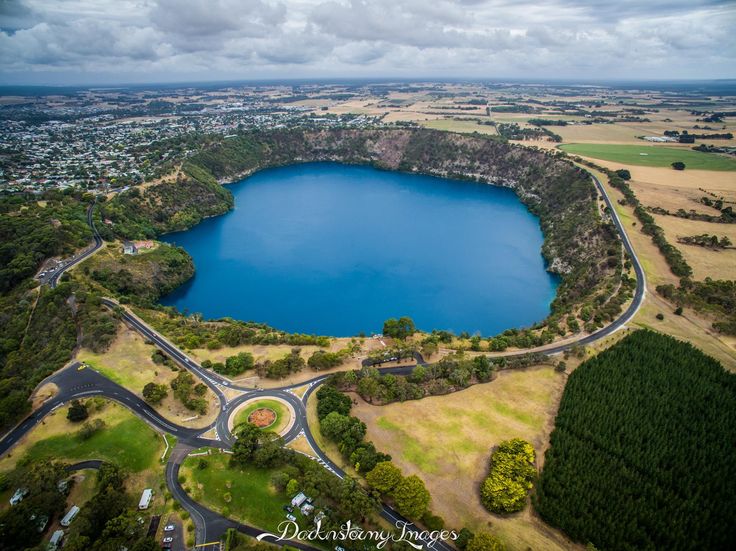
[19,416,161,472]
[181,451,297,532]
[233,399,289,434]
[560,143,736,171]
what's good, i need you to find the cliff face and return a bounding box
[183,128,619,317]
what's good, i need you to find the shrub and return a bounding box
[480,438,536,514]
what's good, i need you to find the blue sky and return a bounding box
[1,0,734,85]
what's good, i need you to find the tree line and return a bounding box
[535,330,736,550]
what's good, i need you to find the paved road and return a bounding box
[4,166,645,549]
[0,362,218,458]
[45,203,104,288]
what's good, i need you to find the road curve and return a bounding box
[48,203,104,288]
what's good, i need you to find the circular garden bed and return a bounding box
[232,398,290,435]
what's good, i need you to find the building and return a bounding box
[48,530,64,550]
[9,488,28,506]
[60,505,80,527]
[138,488,153,510]
[122,241,138,255]
[291,492,308,507]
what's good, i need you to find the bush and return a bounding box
[67,399,89,422]
[480,438,536,514]
[671,161,686,170]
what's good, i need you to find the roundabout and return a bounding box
[228,397,294,437]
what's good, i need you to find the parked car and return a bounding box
[286,514,297,522]
[164,524,175,532]
[282,505,294,513]
[163,537,173,543]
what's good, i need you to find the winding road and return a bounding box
[3,168,646,549]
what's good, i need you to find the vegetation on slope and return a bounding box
[0,191,92,292]
[535,330,736,550]
[79,242,194,305]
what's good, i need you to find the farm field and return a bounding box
[352,366,577,551]
[421,118,498,135]
[652,213,736,280]
[560,143,736,170]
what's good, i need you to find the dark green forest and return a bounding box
[535,330,736,550]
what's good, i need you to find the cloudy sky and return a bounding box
[1,0,734,85]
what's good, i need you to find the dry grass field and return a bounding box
[79,327,219,427]
[652,213,736,280]
[188,337,394,388]
[352,367,578,551]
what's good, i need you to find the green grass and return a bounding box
[20,417,161,472]
[181,451,298,531]
[560,143,736,171]
[233,399,289,434]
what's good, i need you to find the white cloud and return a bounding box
[0,0,733,84]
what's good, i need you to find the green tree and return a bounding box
[230,423,262,466]
[466,531,506,551]
[142,382,168,404]
[286,479,300,496]
[366,461,403,494]
[671,161,686,170]
[392,475,430,519]
[382,317,416,340]
[67,399,89,422]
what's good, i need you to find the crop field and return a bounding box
[421,118,498,135]
[561,143,736,170]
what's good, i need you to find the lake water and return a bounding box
[160,162,558,336]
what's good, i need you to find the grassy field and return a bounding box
[0,401,163,472]
[79,327,219,427]
[232,399,290,434]
[352,367,576,551]
[561,143,736,170]
[180,450,292,532]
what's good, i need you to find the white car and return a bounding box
[164,524,175,532]
[163,537,173,543]
[286,514,297,522]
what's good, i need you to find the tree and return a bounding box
[671,161,686,170]
[382,317,416,340]
[230,423,262,466]
[338,477,379,521]
[480,439,536,514]
[392,475,430,519]
[615,169,631,180]
[316,385,352,420]
[357,376,380,403]
[219,352,254,376]
[366,461,403,494]
[466,532,506,551]
[67,399,89,422]
[286,479,300,496]
[142,382,168,404]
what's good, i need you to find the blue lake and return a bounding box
[160,162,558,336]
